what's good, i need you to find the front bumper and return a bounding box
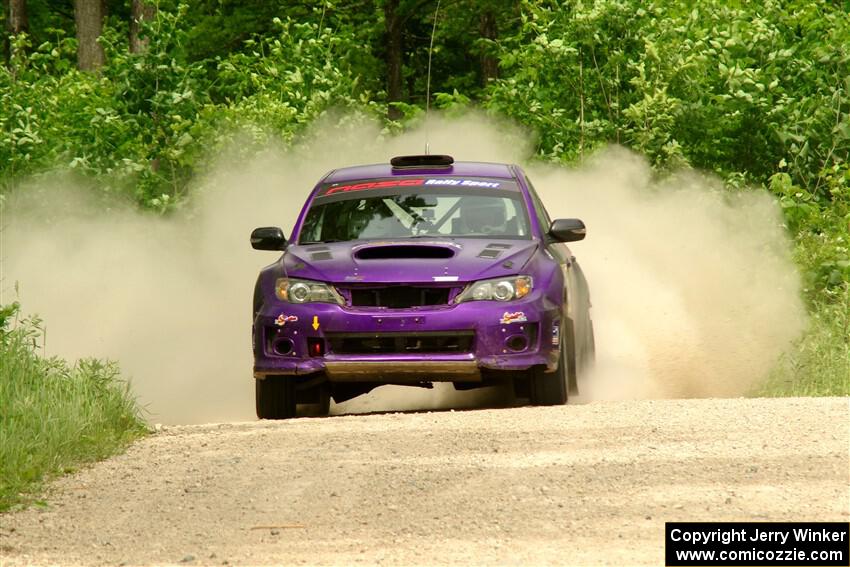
[253,293,561,381]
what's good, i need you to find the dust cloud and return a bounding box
[528,149,806,399]
[2,114,805,423]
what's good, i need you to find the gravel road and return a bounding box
[1,397,848,566]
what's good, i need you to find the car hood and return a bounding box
[283,239,539,284]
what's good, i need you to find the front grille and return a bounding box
[346,286,452,308]
[327,331,474,354]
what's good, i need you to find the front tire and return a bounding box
[256,376,296,419]
[529,326,570,406]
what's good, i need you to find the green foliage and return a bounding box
[394,0,521,106]
[769,166,850,301]
[208,16,384,147]
[759,283,850,397]
[486,0,850,191]
[487,0,638,161]
[0,3,381,210]
[99,5,211,207]
[0,302,147,511]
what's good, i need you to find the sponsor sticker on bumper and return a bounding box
[500,311,528,324]
[275,314,299,326]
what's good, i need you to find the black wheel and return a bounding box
[300,383,331,417]
[295,380,331,417]
[529,322,570,406]
[563,317,580,396]
[256,375,296,419]
[316,383,331,416]
[584,319,596,371]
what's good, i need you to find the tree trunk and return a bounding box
[384,0,404,120]
[4,0,28,63]
[74,0,105,71]
[479,9,498,85]
[129,0,156,54]
[6,0,27,34]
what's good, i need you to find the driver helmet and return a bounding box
[459,197,508,234]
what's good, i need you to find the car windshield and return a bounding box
[299,182,530,243]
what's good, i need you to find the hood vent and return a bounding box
[306,245,333,261]
[355,245,455,260]
[478,243,513,259]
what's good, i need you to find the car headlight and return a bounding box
[455,276,533,303]
[275,278,343,305]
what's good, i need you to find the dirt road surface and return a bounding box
[1,397,848,566]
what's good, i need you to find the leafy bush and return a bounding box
[196,16,385,166]
[0,303,147,511]
[771,169,850,299]
[761,283,850,397]
[485,0,850,193]
[0,4,382,210]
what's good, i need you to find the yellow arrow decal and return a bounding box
[312,316,320,331]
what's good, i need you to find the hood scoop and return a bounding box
[355,245,455,260]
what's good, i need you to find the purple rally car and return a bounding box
[250,155,594,419]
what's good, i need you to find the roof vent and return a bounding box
[390,155,454,169]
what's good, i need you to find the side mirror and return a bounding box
[251,227,287,251]
[549,218,586,242]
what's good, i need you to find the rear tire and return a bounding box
[564,318,580,396]
[584,320,596,371]
[256,376,296,419]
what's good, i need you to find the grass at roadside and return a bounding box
[0,302,148,512]
[759,283,850,397]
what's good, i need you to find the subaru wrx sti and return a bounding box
[251,155,593,418]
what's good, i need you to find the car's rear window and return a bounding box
[300,177,529,243]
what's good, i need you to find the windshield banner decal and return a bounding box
[424,179,501,188]
[323,178,504,196]
[325,179,425,195]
